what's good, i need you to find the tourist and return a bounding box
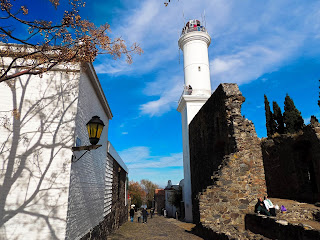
[130,207,135,222]
[254,197,270,216]
[264,196,276,216]
[150,208,154,218]
[137,208,142,223]
[142,208,148,223]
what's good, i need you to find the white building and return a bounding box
[177,19,212,222]
[164,180,180,218]
[0,50,128,239]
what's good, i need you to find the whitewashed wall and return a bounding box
[65,65,111,240]
[178,96,210,223]
[165,190,177,218]
[0,67,80,240]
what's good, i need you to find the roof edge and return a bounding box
[107,141,128,173]
[84,62,113,120]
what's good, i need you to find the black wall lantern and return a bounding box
[87,116,105,145]
[72,116,105,162]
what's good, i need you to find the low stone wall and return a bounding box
[245,214,320,240]
[192,224,235,240]
[189,84,267,237]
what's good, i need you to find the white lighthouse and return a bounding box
[177,19,211,222]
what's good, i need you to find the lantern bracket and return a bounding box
[71,144,102,163]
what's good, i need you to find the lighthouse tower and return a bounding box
[177,19,211,222]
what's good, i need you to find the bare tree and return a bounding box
[0,0,143,83]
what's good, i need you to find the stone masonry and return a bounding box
[261,122,320,203]
[189,83,267,238]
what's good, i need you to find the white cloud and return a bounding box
[210,37,302,87]
[94,59,131,75]
[95,0,320,117]
[119,146,151,164]
[97,0,320,79]
[303,117,310,125]
[122,132,128,135]
[139,75,183,116]
[119,145,183,187]
[119,146,183,169]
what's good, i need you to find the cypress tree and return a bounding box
[264,95,276,137]
[273,101,284,134]
[283,94,304,133]
[318,80,320,108]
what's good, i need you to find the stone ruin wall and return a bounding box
[261,123,320,203]
[189,83,267,238]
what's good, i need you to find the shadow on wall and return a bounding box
[261,125,320,203]
[0,71,78,239]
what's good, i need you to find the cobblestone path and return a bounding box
[107,215,203,240]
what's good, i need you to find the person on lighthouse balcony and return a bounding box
[187,85,192,95]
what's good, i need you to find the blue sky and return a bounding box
[14,0,320,187]
[89,0,320,188]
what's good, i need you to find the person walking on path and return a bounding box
[142,208,148,223]
[150,208,154,219]
[130,207,135,222]
[137,209,142,223]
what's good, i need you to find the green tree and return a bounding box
[273,101,284,134]
[264,95,276,137]
[128,181,145,208]
[140,179,159,208]
[318,80,320,108]
[168,186,182,208]
[283,94,304,133]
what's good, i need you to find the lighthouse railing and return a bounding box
[181,26,207,36]
[178,88,212,106]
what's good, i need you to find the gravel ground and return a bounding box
[107,214,203,240]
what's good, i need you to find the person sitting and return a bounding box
[254,197,270,216]
[264,196,276,216]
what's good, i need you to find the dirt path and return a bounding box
[107,215,203,240]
